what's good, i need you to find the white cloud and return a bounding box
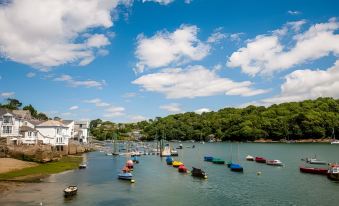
[69,105,79,110]
[26,72,36,78]
[288,10,301,15]
[258,60,339,105]
[84,98,110,107]
[142,0,174,5]
[0,0,127,70]
[54,75,106,89]
[135,25,210,72]
[104,106,125,117]
[133,65,269,99]
[123,92,137,98]
[207,31,227,43]
[194,108,211,114]
[160,103,182,113]
[128,115,147,122]
[229,33,244,42]
[0,92,15,98]
[227,19,339,76]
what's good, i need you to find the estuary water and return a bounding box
[1,143,339,206]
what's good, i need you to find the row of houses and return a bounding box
[0,108,89,151]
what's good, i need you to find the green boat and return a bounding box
[212,158,225,164]
[227,161,232,168]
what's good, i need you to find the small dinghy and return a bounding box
[79,163,87,169]
[204,156,213,162]
[64,185,78,197]
[166,156,173,165]
[212,158,225,164]
[171,150,179,156]
[126,160,134,169]
[230,163,244,172]
[266,160,284,166]
[176,144,183,149]
[191,167,207,179]
[255,157,266,163]
[245,155,254,161]
[118,167,133,180]
[172,161,183,167]
[178,164,188,173]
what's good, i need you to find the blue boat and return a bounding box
[166,156,173,165]
[229,163,243,172]
[118,172,133,180]
[204,156,213,162]
[132,156,139,163]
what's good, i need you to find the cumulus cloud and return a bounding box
[133,65,269,99]
[0,92,15,98]
[258,60,339,105]
[135,25,210,72]
[54,75,106,89]
[104,106,125,117]
[69,105,79,110]
[84,98,110,107]
[160,103,182,113]
[142,0,174,5]
[207,31,227,43]
[26,72,36,78]
[227,19,339,76]
[194,108,211,114]
[0,0,127,70]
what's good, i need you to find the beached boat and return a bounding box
[79,163,87,169]
[204,156,213,162]
[299,166,328,175]
[230,163,243,172]
[245,155,254,161]
[266,160,284,166]
[330,128,339,144]
[306,158,327,165]
[191,167,207,179]
[178,164,188,173]
[171,150,179,156]
[166,156,173,165]
[327,164,339,181]
[255,157,266,163]
[64,185,78,197]
[212,158,225,164]
[172,161,183,167]
[331,140,339,144]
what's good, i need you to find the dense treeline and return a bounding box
[0,98,49,120]
[138,97,339,141]
[90,119,137,141]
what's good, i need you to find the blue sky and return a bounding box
[0,0,338,122]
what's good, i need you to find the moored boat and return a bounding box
[178,164,188,173]
[266,160,284,166]
[327,164,339,181]
[299,166,328,175]
[79,163,87,169]
[132,156,139,163]
[245,155,254,161]
[64,185,78,197]
[306,158,327,165]
[171,150,179,156]
[212,158,225,164]
[230,163,243,172]
[166,156,173,165]
[118,172,133,180]
[204,156,213,162]
[126,160,134,169]
[226,161,232,168]
[255,157,266,163]
[172,161,183,167]
[191,167,207,179]
[176,144,183,149]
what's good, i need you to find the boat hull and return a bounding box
[204,156,213,162]
[299,167,328,175]
[118,173,133,180]
[64,186,78,197]
[255,157,266,163]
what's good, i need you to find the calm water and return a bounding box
[1,143,339,206]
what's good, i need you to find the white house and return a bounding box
[0,108,22,144]
[36,120,70,151]
[74,121,89,144]
[19,126,39,145]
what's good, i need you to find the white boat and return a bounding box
[331,140,339,144]
[161,145,171,156]
[306,158,327,165]
[171,150,178,156]
[118,172,133,180]
[106,153,112,156]
[79,163,87,169]
[245,155,254,161]
[266,159,284,166]
[330,128,339,144]
[64,185,78,197]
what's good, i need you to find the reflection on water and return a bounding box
[1,143,339,206]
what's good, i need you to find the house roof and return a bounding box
[20,126,37,132]
[61,120,74,125]
[37,120,66,127]
[26,119,43,126]
[0,108,14,117]
[12,110,32,120]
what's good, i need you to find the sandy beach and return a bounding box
[0,158,38,174]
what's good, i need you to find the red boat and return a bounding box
[299,166,328,175]
[255,157,266,163]
[178,164,188,173]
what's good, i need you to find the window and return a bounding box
[2,126,12,134]
[3,116,12,124]
[56,128,61,135]
[28,131,32,137]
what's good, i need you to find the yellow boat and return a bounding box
[172,161,183,167]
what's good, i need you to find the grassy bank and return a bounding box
[0,156,82,182]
